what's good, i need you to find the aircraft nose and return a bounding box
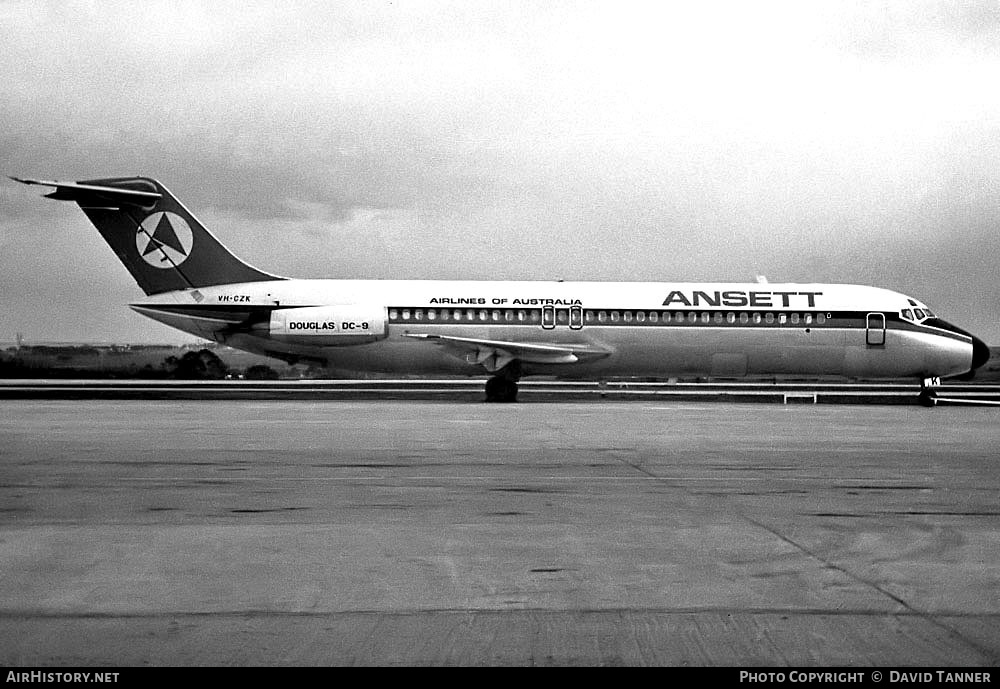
[971,335,991,371]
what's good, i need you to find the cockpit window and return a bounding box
[913,308,925,319]
[924,308,934,317]
[901,309,913,320]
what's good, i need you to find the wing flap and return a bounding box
[404,333,610,371]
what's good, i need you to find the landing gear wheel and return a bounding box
[918,377,940,407]
[485,375,519,403]
[484,360,521,403]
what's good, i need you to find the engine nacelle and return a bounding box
[267,305,387,346]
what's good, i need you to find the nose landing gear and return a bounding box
[918,377,941,407]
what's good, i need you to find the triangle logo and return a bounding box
[136,212,194,268]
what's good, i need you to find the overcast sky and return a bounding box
[2,0,999,343]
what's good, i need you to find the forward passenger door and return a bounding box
[866,312,886,347]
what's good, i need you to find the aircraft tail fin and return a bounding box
[12,176,284,295]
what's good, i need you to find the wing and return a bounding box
[404,333,611,372]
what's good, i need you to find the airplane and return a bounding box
[12,176,990,404]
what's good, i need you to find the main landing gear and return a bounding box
[485,361,521,403]
[918,377,941,407]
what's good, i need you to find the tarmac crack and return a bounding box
[740,516,998,664]
[587,443,1000,665]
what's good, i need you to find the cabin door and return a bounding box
[866,312,886,347]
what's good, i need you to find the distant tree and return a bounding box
[163,349,228,379]
[244,364,279,380]
[0,357,28,378]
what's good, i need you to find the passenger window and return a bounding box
[686,311,696,323]
[804,313,813,324]
[518,310,527,322]
[414,309,423,320]
[585,310,594,323]
[739,313,749,324]
[610,311,620,322]
[636,311,645,323]
[466,309,476,321]
[530,310,541,323]
[491,310,501,321]
[623,311,633,322]
[556,309,568,324]
[597,311,607,323]
[402,309,411,320]
[790,313,800,324]
[389,309,398,320]
[816,313,826,324]
[479,310,488,321]
[764,313,774,324]
[701,312,710,324]
[752,313,762,324]
[727,312,736,324]
[428,309,437,320]
[778,313,787,324]
[439,310,448,321]
[649,311,658,323]
[714,312,723,323]
[505,310,514,322]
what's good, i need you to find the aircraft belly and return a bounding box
[324,338,477,375]
[843,329,971,378]
[744,328,847,376]
[568,327,850,378]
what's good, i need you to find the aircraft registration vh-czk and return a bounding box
[13,176,990,404]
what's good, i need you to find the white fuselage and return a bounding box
[129,279,978,381]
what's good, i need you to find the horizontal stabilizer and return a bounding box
[10,177,161,207]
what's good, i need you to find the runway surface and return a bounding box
[3,379,1000,405]
[1,400,998,665]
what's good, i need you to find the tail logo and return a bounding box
[136,212,194,268]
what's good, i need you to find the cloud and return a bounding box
[2,1,1000,342]
[838,0,1000,57]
